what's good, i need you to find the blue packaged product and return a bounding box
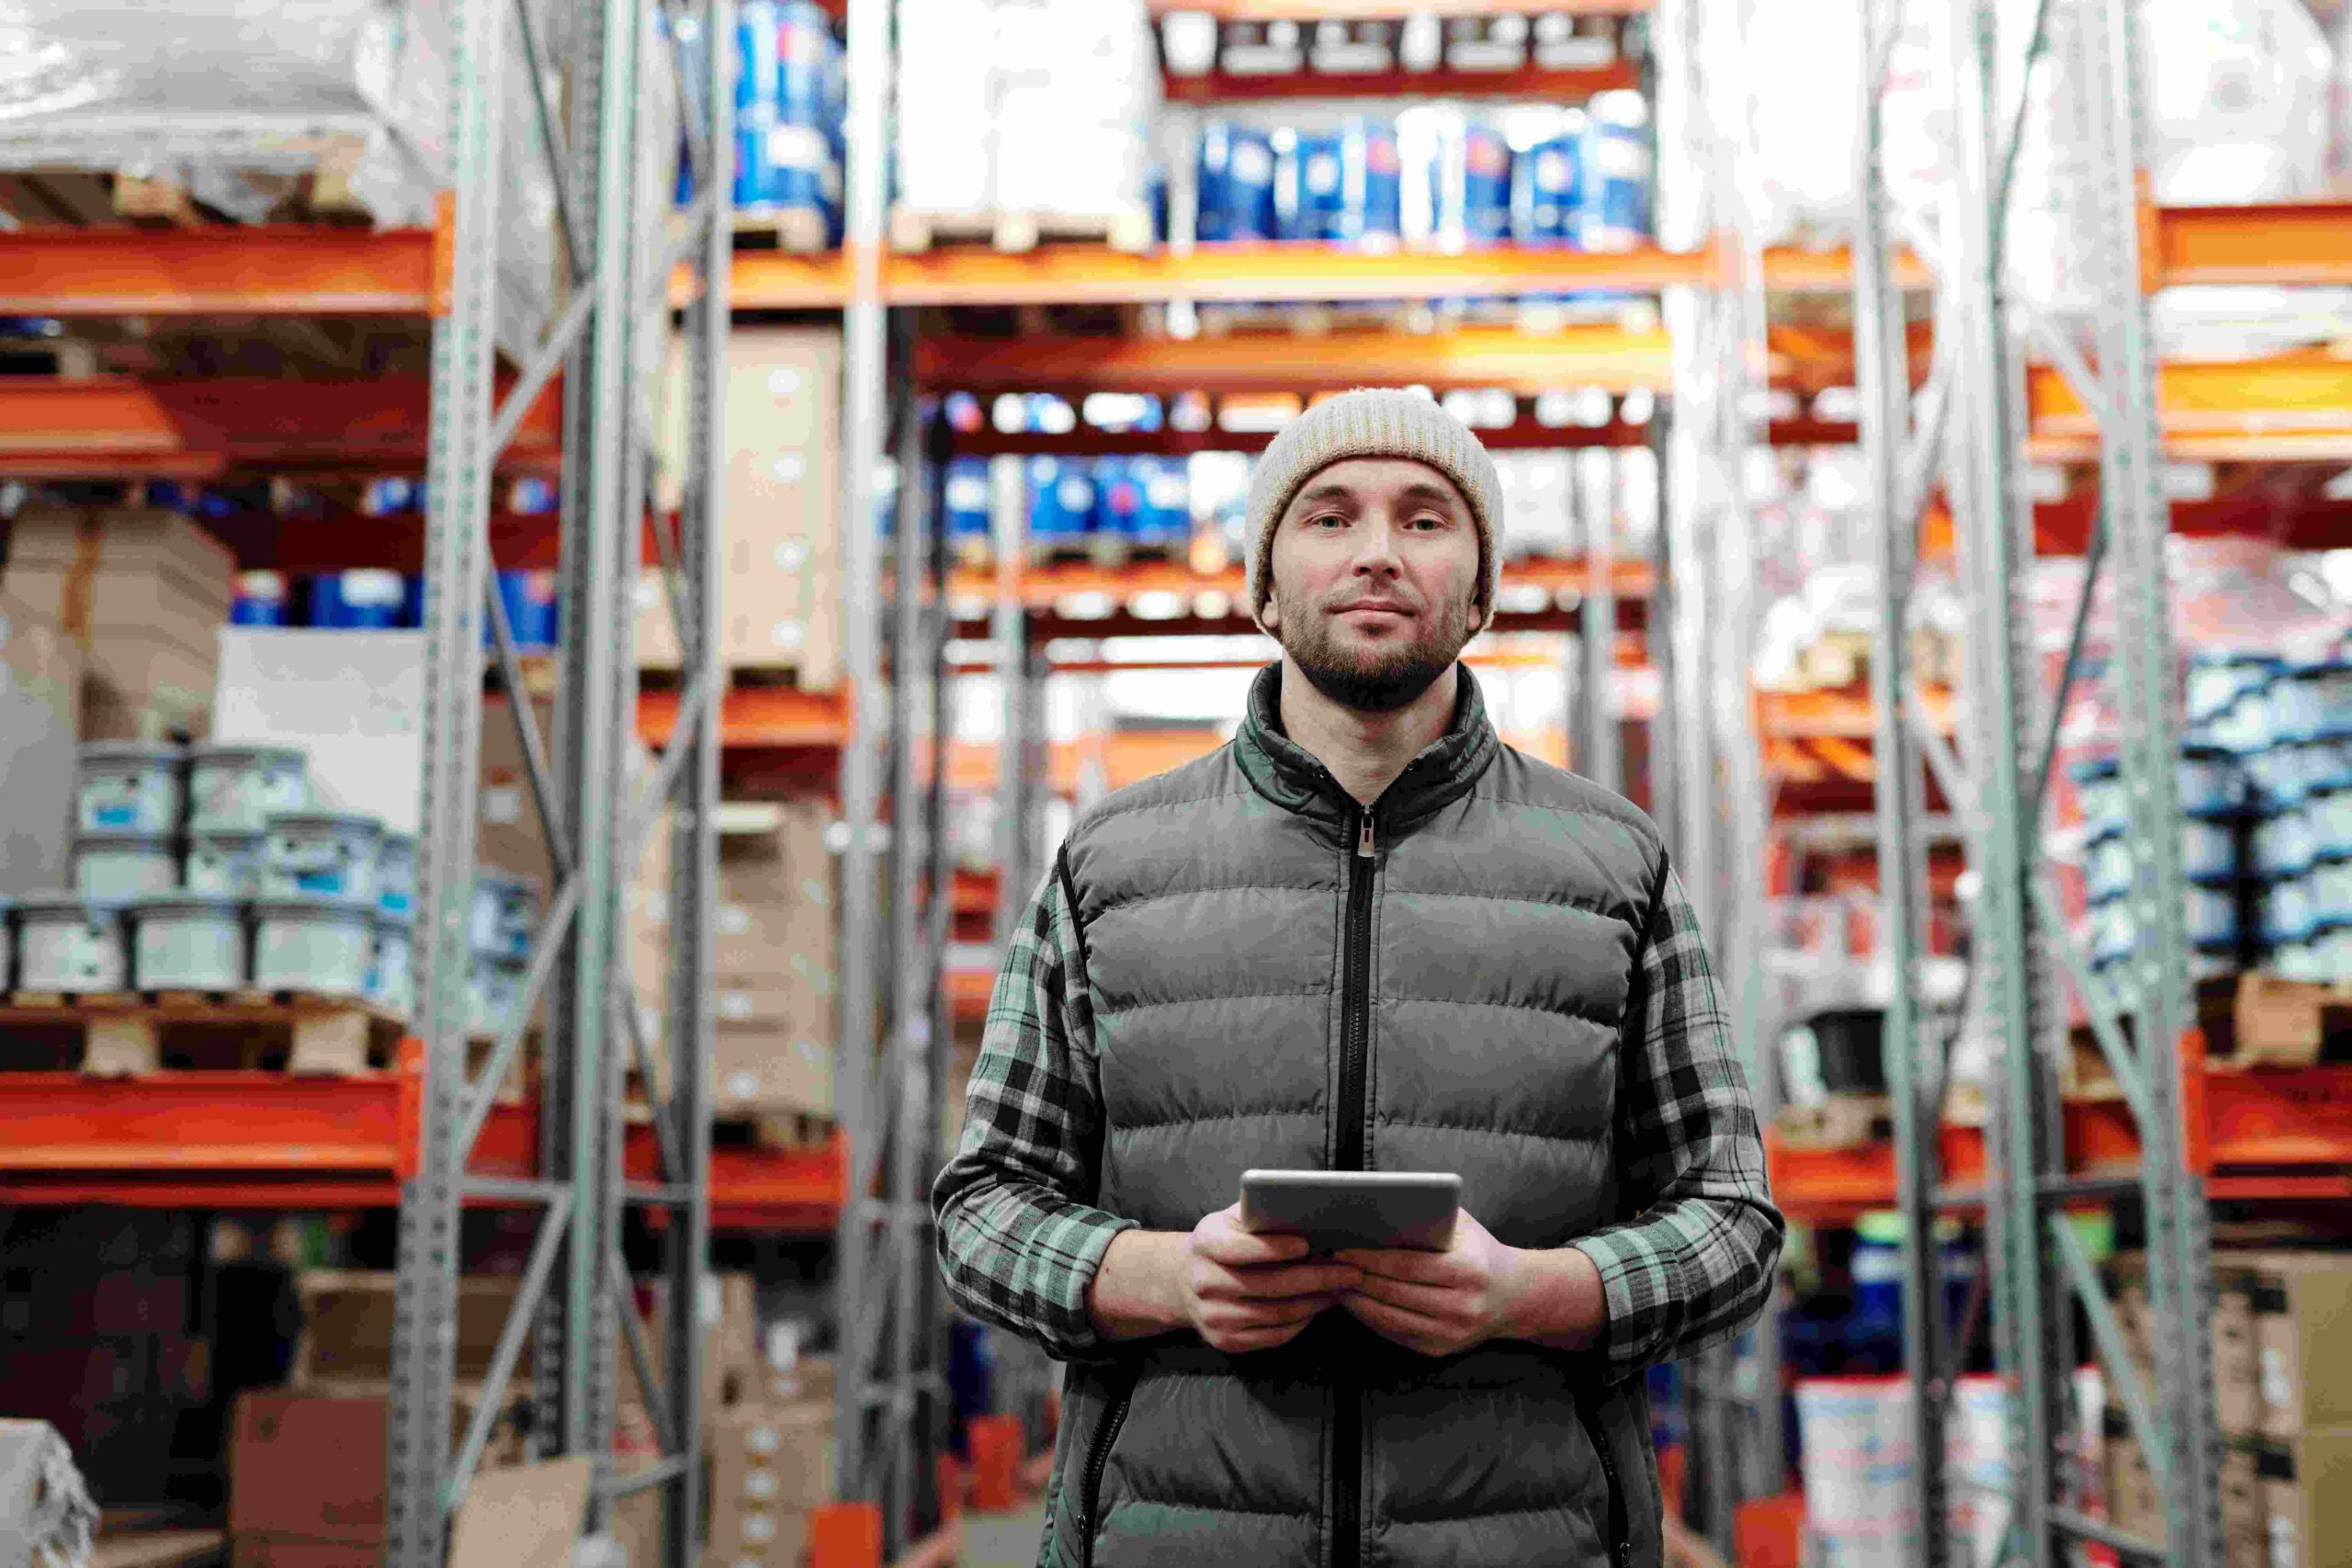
[1134,457,1191,547]
[736,0,783,114]
[771,0,834,129]
[1579,92,1653,251]
[1199,121,1277,243]
[2255,806,2318,880]
[1510,125,1585,245]
[2177,744,2244,818]
[310,570,409,630]
[361,477,418,514]
[492,570,560,650]
[1093,457,1145,539]
[1430,115,1512,246]
[1275,128,1346,243]
[1352,118,1405,246]
[1025,457,1092,544]
[232,571,288,627]
[944,457,993,544]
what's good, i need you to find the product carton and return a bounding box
[2230,1250,2352,1438]
[2260,1427,2351,1568]
[719,328,842,688]
[712,1028,833,1118]
[228,1388,525,1546]
[0,588,81,893]
[706,1403,832,1564]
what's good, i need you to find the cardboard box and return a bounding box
[707,1403,832,1563]
[2261,1427,2352,1568]
[212,629,424,831]
[477,694,559,888]
[289,1269,529,1387]
[231,1538,378,1568]
[719,328,842,689]
[632,570,684,672]
[2221,1446,2264,1568]
[2104,1427,2162,1544]
[641,1271,759,1424]
[229,1388,526,1546]
[2221,1251,2352,1438]
[7,508,233,743]
[2214,1264,2263,1438]
[712,1028,833,1117]
[0,588,82,893]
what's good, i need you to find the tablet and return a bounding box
[1238,1169,1461,1253]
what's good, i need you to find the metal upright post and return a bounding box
[1855,6,1947,1560]
[1946,4,2068,1561]
[881,397,937,1555]
[831,0,894,1514]
[385,0,506,1555]
[1577,447,1623,793]
[916,408,960,1524]
[2074,0,2223,1560]
[989,453,1037,939]
[655,1,733,1559]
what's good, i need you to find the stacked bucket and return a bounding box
[3,743,540,1039]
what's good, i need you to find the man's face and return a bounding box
[1261,457,1486,714]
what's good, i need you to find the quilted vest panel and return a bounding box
[1040,667,1670,1568]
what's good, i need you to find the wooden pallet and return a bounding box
[0,991,404,1075]
[733,206,831,254]
[889,204,1153,255]
[91,1531,226,1568]
[0,148,376,230]
[1776,1093,1894,1151]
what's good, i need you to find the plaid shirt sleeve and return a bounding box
[931,855,1138,1364]
[1571,861,1786,1375]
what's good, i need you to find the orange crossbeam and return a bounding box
[2153,200,2352,288]
[1163,62,1637,104]
[915,324,1678,393]
[2027,357,2352,463]
[1148,0,1652,17]
[0,375,562,477]
[0,224,444,317]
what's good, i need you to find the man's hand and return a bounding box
[1176,1201,1363,1354]
[1334,1210,1606,1358]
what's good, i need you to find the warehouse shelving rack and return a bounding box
[373,0,732,1562]
[1836,2,2352,1565]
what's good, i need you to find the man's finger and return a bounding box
[1224,1261,1363,1300]
[1198,1227,1311,1267]
[1344,1271,1465,1320]
[1338,1291,1451,1355]
[1333,1247,1459,1285]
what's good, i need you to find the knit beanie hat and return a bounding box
[1244,388,1503,633]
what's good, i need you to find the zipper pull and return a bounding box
[1357,811,1375,858]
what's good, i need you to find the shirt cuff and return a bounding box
[1035,1209,1143,1365]
[1570,1226,1679,1378]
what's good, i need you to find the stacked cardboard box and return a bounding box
[707,1400,832,1568]
[2109,1249,2352,1566]
[0,584,83,892]
[646,326,843,689]
[3,508,233,740]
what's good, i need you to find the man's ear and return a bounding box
[1261,592,1281,632]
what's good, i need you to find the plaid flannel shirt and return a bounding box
[932,840,1783,1374]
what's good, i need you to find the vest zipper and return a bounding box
[1079,1373,1137,1568]
[1577,1393,1633,1568]
[1334,806,1375,1568]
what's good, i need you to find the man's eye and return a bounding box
[1309,514,1345,527]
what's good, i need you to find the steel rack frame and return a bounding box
[1857,0,2225,1562]
[384,0,733,1560]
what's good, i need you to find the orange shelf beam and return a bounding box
[1162,62,1637,103]
[2027,356,2352,464]
[0,224,447,318]
[1148,0,1651,17]
[915,324,1677,394]
[0,1069,844,1228]
[1758,685,1956,741]
[2152,200,2352,288]
[0,375,562,478]
[639,683,853,749]
[1770,1062,2352,1222]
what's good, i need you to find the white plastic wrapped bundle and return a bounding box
[895,0,1159,222]
[2144,0,2334,205]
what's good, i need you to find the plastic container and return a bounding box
[1132,457,1191,549]
[251,896,377,998]
[2186,650,2280,729]
[2184,882,2239,950]
[1510,120,1584,245]
[262,812,386,901]
[2178,745,2243,817]
[368,909,415,1019]
[466,952,529,1038]
[75,741,185,834]
[1091,457,1144,541]
[308,570,410,630]
[74,831,179,898]
[943,457,993,548]
[2313,920,2352,986]
[469,873,537,963]
[1794,1378,1918,1562]
[2270,657,2352,742]
[376,833,419,917]
[231,570,290,627]
[129,895,249,991]
[1025,457,1094,547]
[14,896,130,992]
[1578,91,1653,251]
[185,831,266,897]
[2307,784,2352,858]
[2182,816,2239,883]
[1428,111,1512,247]
[2307,856,2352,927]
[2262,877,2317,948]
[2255,807,2317,880]
[187,744,309,833]
[1199,121,1278,243]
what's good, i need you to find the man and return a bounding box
[933,389,1782,1568]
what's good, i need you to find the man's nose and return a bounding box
[1348,519,1403,574]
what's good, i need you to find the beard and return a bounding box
[1269,581,1479,714]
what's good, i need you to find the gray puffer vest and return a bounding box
[1037,661,1670,1568]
